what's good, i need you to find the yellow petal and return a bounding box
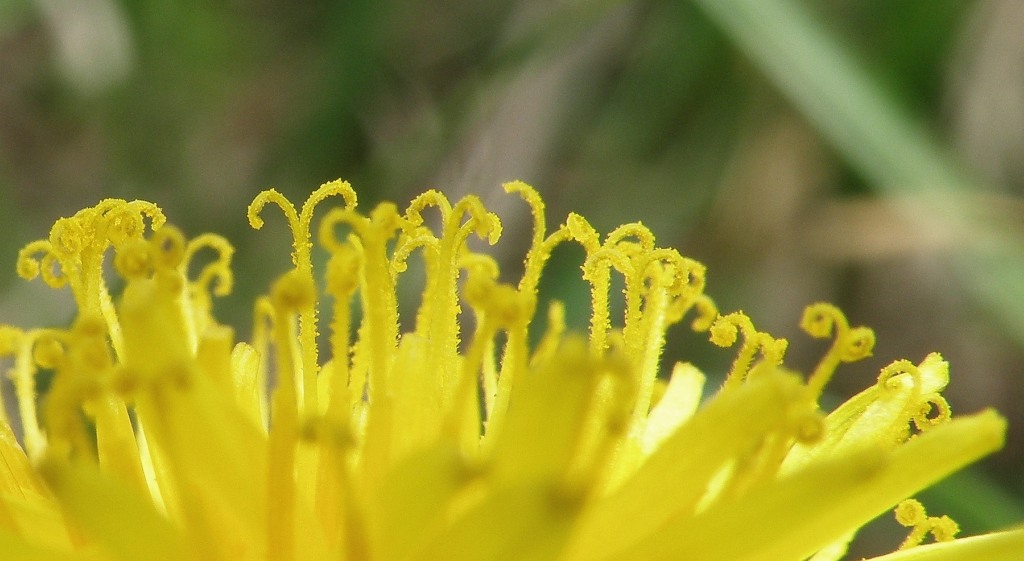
[39,458,190,561]
[388,335,443,464]
[783,354,951,474]
[605,410,1005,561]
[640,362,705,456]
[134,373,268,547]
[866,527,1024,561]
[489,337,596,484]
[570,369,805,560]
[0,483,77,551]
[229,342,267,430]
[806,532,854,561]
[409,478,579,561]
[0,527,103,561]
[0,422,47,499]
[370,445,468,561]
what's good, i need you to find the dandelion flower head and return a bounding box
[0,180,1021,560]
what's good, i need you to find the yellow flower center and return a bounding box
[0,180,1017,561]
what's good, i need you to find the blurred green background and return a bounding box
[1,0,1022,556]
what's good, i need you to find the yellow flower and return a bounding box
[0,180,1020,561]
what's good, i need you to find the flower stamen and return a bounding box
[248,181,358,418]
[710,312,788,389]
[894,498,960,549]
[801,303,875,401]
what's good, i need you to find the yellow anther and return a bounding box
[895,499,960,549]
[73,336,114,373]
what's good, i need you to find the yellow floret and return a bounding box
[0,181,1018,561]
